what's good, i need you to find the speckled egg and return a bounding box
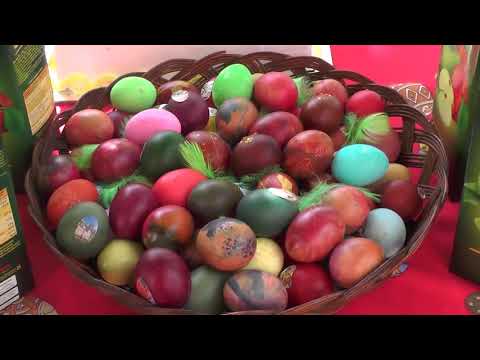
[332,144,389,187]
[196,217,256,271]
[110,76,157,113]
[362,208,407,258]
[216,97,258,145]
[223,270,288,312]
[124,108,181,146]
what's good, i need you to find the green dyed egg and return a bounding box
[236,188,298,238]
[140,131,185,181]
[56,202,111,261]
[110,77,157,113]
[212,64,253,108]
[185,266,230,314]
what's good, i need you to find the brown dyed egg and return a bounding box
[369,163,411,193]
[223,270,288,312]
[142,206,195,250]
[329,237,384,289]
[381,180,421,220]
[216,97,258,145]
[329,127,346,151]
[231,134,282,177]
[283,130,334,179]
[300,95,344,134]
[196,217,256,271]
[257,172,299,195]
[185,131,231,171]
[249,111,304,148]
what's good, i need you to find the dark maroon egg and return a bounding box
[381,180,421,219]
[301,95,344,133]
[216,98,258,145]
[108,110,133,138]
[157,80,198,105]
[249,111,304,148]
[223,270,288,312]
[91,138,141,182]
[231,134,282,177]
[185,131,231,171]
[109,183,159,240]
[37,154,81,195]
[167,90,209,135]
[283,130,334,180]
[135,248,191,308]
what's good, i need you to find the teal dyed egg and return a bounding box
[332,144,388,186]
[362,208,407,258]
[212,64,253,108]
[110,77,157,113]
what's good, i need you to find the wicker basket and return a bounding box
[25,51,448,315]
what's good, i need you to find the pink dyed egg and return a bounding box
[124,108,181,146]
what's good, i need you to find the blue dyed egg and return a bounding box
[362,208,406,258]
[332,144,388,186]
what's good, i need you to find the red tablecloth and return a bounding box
[20,45,480,314]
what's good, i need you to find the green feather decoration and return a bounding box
[237,165,283,190]
[97,173,151,209]
[180,141,218,179]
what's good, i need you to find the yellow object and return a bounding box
[94,73,118,88]
[57,72,95,99]
[205,108,217,132]
[97,239,143,286]
[242,238,284,276]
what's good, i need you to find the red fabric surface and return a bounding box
[20,45,480,315]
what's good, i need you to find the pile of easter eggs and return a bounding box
[38,63,422,314]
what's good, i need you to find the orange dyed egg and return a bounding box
[46,179,99,228]
[257,172,299,195]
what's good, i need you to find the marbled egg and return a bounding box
[362,208,407,258]
[124,108,181,146]
[332,144,388,187]
[110,76,157,113]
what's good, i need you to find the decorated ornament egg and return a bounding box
[97,239,143,286]
[242,238,284,276]
[185,131,231,171]
[362,208,407,258]
[142,205,194,250]
[124,108,181,146]
[257,172,299,195]
[56,202,110,261]
[185,266,230,314]
[152,169,207,207]
[231,134,282,177]
[196,217,256,271]
[216,97,258,145]
[212,64,253,108]
[332,144,389,187]
[236,188,298,238]
[110,76,157,113]
[223,270,288,312]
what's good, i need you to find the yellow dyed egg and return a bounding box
[242,238,284,276]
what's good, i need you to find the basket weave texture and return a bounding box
[25,51,448,315]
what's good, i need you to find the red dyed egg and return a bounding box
[157,80,198,105]
[283,130,334,179]
[216,97,258,145]
[152,168,207,207]
[254,72,298,111]
[142,205,195,249]
[329,127,346,151]
[381,180,420,219]
[329,237,384,289]
[322,186,371,234]
[185,131,231,171]
[231,134,282,177]
[91,138,141,182]
[46,179,98,228]
[313,79,348,106]
[181,240,204,269]
[280,263,334,307]
[135,248,191,308]
[249,111,304,148]
[257,172,299,195]
[37,154,81,195]
[346,90,385,118]
[285,205,345,263]
[223,270,288,312]
[300,95,344,134]
[65,109,114,146]
[109,183,159,240]
[196,217,256,271]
